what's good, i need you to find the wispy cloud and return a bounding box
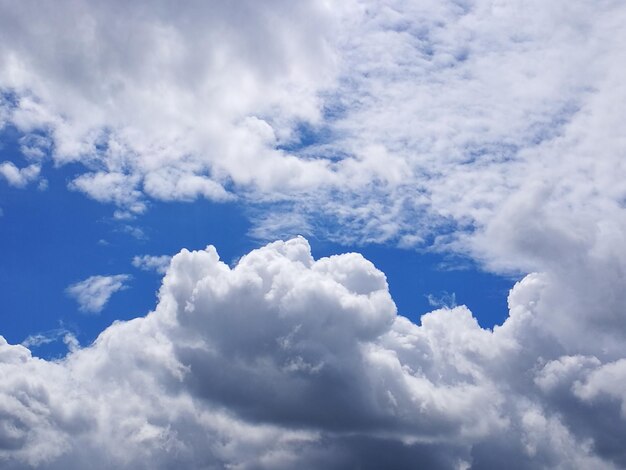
[66,274,131,314]
[425,291,457,308]
[118,224,147,241]
[132,255,171,274]
[21,327,80,354]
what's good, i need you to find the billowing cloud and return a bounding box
[0,238,624,468]
[65,274,131,313]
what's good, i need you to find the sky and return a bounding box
[1,1,626,469]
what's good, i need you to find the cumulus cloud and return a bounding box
[0,239,624,468]
[65,274,131,313]
[0,0,339,210]
[0,161,40,188]
[2,1,626,468]
[132,254,171,274]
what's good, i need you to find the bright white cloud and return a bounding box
[65,274,131,313]
[0,239,624,468]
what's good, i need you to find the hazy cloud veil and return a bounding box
[1,0,626,468]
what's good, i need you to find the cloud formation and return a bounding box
[1,239,625,468]
[65,274,131,313]
[0,161,40,188]
[0,0,339,214]
[21,328,80,355]
[1,1,626,468]
[132,255,171,274]
[1,0,625,260]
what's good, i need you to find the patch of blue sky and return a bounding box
[277,121,332,153]
[526,99,582,147]
[275,118,351,166]
[0,126,514,360]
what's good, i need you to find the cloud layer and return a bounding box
[0,0,339,215]
[1,0,625,260]
[1,238,625,468]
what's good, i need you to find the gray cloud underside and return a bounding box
[1,238,625,469]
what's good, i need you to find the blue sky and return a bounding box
[1,1,626,469]
[1,122,512,358]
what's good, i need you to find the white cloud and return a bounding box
[21,328,80,355]
[62,332,80,354]
[18,134,50,161]
[132,254,171,274]
[69,172,145,214]
[426,291,457,308]
[65,274,131,313]
[0,161,40,188]
[0,0,624,278]
[1,1,626,467]
[0,239,624,468]
[21,333,59,349]
[0,0,339,207]
[118,224,147,241]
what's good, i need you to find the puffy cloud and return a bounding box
[239,0,626,255]
[0,238,624,468]
[69,172,146,214]
[1,1,625,307]
[0,0,339,207]
[65,274,131,313]
[1,0,623,252]
[0,161,40,188]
